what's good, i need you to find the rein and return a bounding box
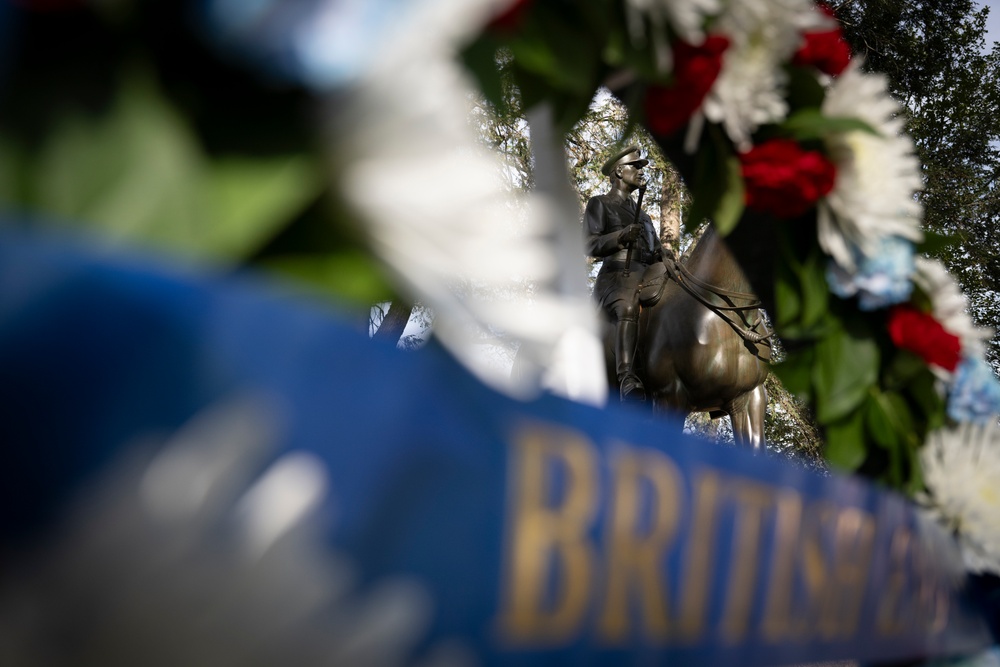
[661,256,774,359]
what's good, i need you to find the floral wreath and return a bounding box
[466,0,1000,579]
[206,0,1000,580]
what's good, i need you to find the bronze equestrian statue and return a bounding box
[584,145,664,403]
[585,146,771,449]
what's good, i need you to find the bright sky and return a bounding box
[979,0,1000,52]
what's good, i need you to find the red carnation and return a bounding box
[486,0,533,34]
[643,35,730,138]
[887,305,962,372]
[739,139,836,218]
[793,5,851,76]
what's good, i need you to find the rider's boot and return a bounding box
[615,318,646,404]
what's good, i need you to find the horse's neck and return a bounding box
[684,226,754,295]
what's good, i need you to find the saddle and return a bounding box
[638,261,669,306]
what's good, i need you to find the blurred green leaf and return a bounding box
[795,244,829,332]
[785,66,826,111]
[508,4,600,98]
[866,390,901,450]
[824,409,867,470]
[781,110,880,141]
[460,37,508,112]
[713,151,745,236]
[813,319,879,422]
[884,349,927,388]
[262,251,395,305]
[773,346,815,397]
[6,69,322,263]
[908,367,948,433]
[205,157,321,259]
[774,263,802,328]
[773,229,829,336]
[688,126,745,235]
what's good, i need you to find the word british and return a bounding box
[496,424,952,648]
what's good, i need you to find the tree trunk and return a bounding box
[659,169,683,255]
[372,301,412,346]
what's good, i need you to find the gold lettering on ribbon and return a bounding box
[877,525,911,636]
[677,470,722,641]
[800,503,836,635]
[719,480,773,643]
[825,507,876,639]
[497,425,598,644]
[598,444,683,643]
[762,498,877,642]
[760,489,804,642]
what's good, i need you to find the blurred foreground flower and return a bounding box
[792,2,851,76]
[702,0,824,150]
[922,422,1000,576]
[643,36,730,138]
[887,305,962,373]
[739,138,836,218]
[948,358,1000,424]
[914,256,991,358]
[818,62,923,272]
[331,0,606,403]
[825,235,914,310]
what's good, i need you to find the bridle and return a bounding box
[660,256,774,360]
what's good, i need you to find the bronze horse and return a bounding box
[604,225,771,449]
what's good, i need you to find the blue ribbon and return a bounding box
[0,231,993,665]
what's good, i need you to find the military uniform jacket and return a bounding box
[584,192,663,310]
[583,193,661,266]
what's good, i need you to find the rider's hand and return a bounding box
[618,224,642,246]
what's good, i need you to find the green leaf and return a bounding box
[798,245,830,332]
[884,349,928,388]
[261,251,395,305]
[866,390,905,450]
[785,66,826,111]
[813,318,879,423]
[12,69,320,263]
[509,5,600,96]
[687,126,745,235]
[772,346,815,397]
[0,135,28,203]
[781,110,881,141]
[204,156,321,260]
[774,264,802,328]
[907,368,948,433]
[713,150,746,236]
[903,442,925,497]
[460,37,507,111]
[773,229,829,335]
[824,409,868,471]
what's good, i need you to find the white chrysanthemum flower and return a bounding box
[914,256,991,357]
[623,0,721,69]
[921,422,1000,576]
[818,61,924,271]
[333,0,607,404]
[701,0,819,150]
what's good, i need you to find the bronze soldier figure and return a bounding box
[584,145,664,403]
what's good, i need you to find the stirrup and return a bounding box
[619,373,646,403]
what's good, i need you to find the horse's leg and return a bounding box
[747,383,767,450]
[727,384,767,451]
